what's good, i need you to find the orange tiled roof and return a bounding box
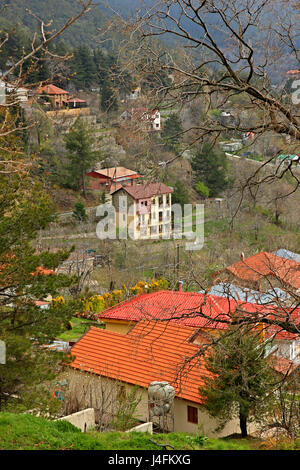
[90,167,140,180]
[31,266,56,276]
[224,252,300,289]
[98,290,300,341]
[111,181,173,200]
[70,321,212,404]
[39,84,69,95]
[99,290,239,329]
[270,356,299,376]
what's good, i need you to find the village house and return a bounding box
[36,84,89,116]
[38,84,69,109]
[213,251,300,293]
[69,320,249,436]
[110,181,173,240]
[97,288,300,364]
[0,80,29,105]
[120,107,161,132]
[86,166,141,193]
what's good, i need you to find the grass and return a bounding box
[1,413,298,450]
[0,413,249,450]
[57,317,104,342]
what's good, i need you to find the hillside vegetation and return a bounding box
[0,0,106,48]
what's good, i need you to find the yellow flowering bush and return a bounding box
[77,278,169,318]
[52,296,65,307]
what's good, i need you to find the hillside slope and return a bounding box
[0,0,106,48]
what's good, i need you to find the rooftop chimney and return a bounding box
[178,281,183,292]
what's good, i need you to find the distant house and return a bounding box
[207,282,291,306]
[214,252,300,292]
[120,107,161,132]
[276,154,300,166]
[0,80,29,105]
[36,84,88,113]
[110,180,173,239]
[219,140,243,152]
[273,249,300,264]
[86,166,141,192]
[37,84,70,109]
[126,86,142,101]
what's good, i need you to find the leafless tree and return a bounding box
[119,0,300,200]
[0,0,94,173]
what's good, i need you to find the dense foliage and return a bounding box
[199,326,277,437]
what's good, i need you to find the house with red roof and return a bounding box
[120,107,161,132]
[36,84,88,112]
[111,180,173,239]
[97,289,300,363]
[69,320,246,435]
[38,84,70,109]
[86,166,141,193]
[215,251,300,292]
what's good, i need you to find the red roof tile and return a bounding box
[99,290,256,329]
[111,181,173,200]
[39,84,69,95]
[70,321,212,404]
[223,252,300,289]
[99,290,300,340]
[270,356,299,376]
[88,167,140,180]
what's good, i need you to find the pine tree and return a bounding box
[171,180,190,207]
[199,326,277,437]
[161,113,183,151]
[0,109,78,412]
[63,118,101,197]
[191,144,229,197]
[100,79,118,112]
[72,199,88,223]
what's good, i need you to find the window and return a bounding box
[187,405,198,424]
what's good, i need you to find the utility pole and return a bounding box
[0,340,6,365]
[176,244,180,280]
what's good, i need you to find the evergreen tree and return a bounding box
[171,180,189,208]
[199,326,277,437]
[72,199,88,223]
[0,109,78,412]
[161,113,183,151]
[100,80,118,112]
[191,144,229,197]
[195,181,210,198]
[63,118,101,197]
[70,45,97,89]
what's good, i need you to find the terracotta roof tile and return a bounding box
[99,290,300,341]
[39,84,69,95]
[224,252,300,289]
[111,181,173,200]
[70,321,212,404]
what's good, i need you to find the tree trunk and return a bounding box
[239,412,248,438]
[82,170,87,199]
